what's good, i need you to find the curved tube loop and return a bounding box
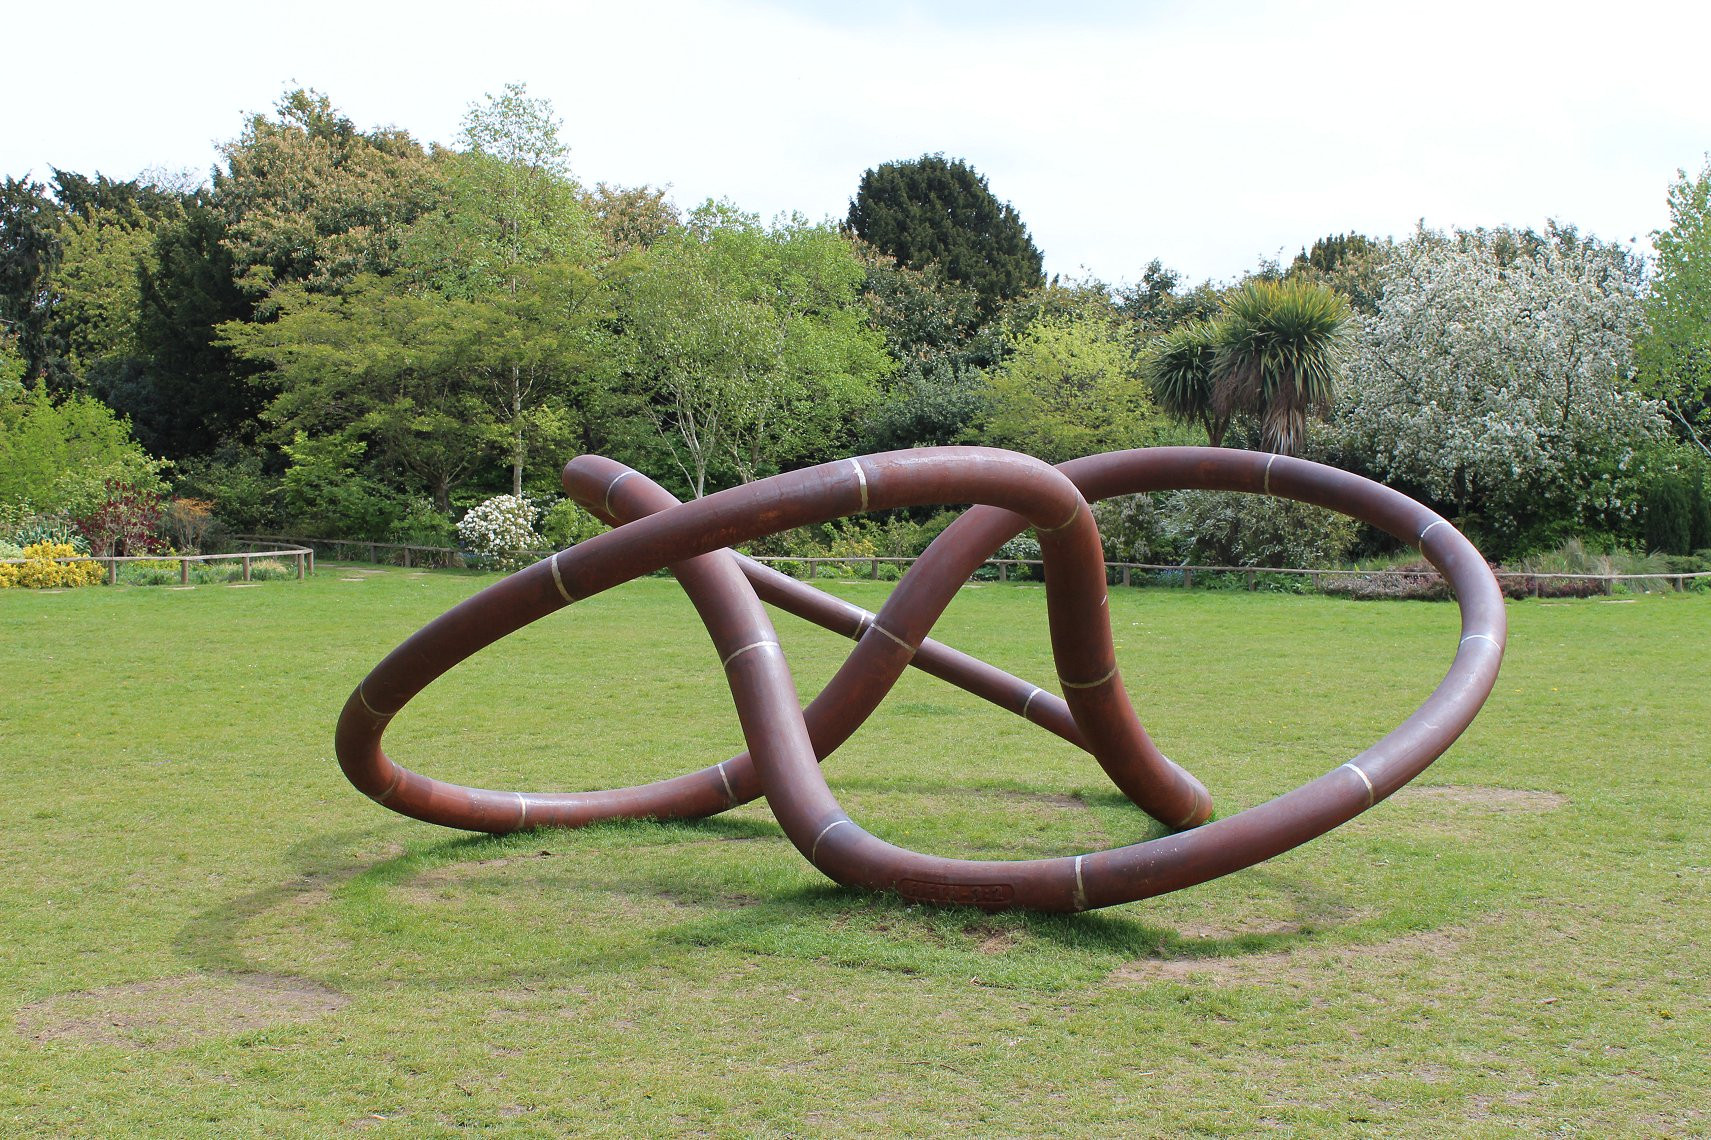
[334,446,1505,911]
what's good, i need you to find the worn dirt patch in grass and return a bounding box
[16,972,347,1048]
[1172,904,1371,941]
[1107,926,1470,988]
[1391,784,1567,813]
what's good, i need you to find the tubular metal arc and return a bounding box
[334,446,1505,912]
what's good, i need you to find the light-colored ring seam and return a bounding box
[357,683,393,720]
[810,818,850,864]
[1461,633,1501,651]
[548,551,574,603]
[1072,855,1087,910]
[716,761,735,803]
[849,458,869,512]
[374,765,406,804]
[603,470,637,518]
[1418,519,1449,543]
[851,611,872,639]
[721,639,780,669]
[867,622,917,657]
[1037,501,1081,534]
[1060,663,1120,690]
[1342,761,1375,808]
[1020,686,1044,719]
[515,792,528,830]
[1263,452,1279,495]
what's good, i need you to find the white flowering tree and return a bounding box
[1329,225,1668,554]
[456,494,542,572]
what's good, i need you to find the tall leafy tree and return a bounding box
[219,274,492,511]
[853,245,998,450]
[846,154,1043,318]
[979,312,1172,464]
[401,84,605,496]
[1637,158,1711,457]
[1288,233,1391,315]
[0,177,62,384]
[214,88,439,297]
[129,203,259,457]
[619,206,889,496]
[1117,259,1222,333]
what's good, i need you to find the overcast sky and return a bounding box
[5,0,1708,286]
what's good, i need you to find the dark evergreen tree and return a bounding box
[126,203,261,457]
[50,168,185,224]
[0,176,63,382]
[846,154,1042,318]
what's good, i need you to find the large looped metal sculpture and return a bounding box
[335,447,1506,912]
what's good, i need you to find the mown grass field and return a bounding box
[1,565,1706,1137]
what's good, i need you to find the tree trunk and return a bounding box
[511,363,524,498]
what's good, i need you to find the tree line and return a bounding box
[4,85,1709,566]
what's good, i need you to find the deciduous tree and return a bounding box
[1637,158,1711,457]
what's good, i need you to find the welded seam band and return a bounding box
[867,622,918,658]
[374,764,406,804]
[356,682,393,720]
[721,639,781,669]
[549,551,574,603]
[1059,663,1119,690]
[850,458,869,512]
[1341,761,1376,808]
[1037,501,1082,534]
[810,818,850,864]
[603,470,637,518]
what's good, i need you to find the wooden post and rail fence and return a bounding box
[8,533,1707,596]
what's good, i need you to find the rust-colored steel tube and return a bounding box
[337,447,1206,832]
[334,446,1505,912]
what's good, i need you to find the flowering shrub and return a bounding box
[1329,225,1667,556]
[456,495,543,572]
[74,480,164,557]
[0,541,105,589]
[161,497,216,553]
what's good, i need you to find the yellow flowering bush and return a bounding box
[0,542,105,589]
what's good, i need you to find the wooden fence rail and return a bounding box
[2,541,314,584]
[223,536,1711,596]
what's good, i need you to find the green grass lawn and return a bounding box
[1,566,1706,1137]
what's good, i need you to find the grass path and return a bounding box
[1,567,1706,1136]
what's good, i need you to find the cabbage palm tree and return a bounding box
[1142,280,1349,455]
[1140,319,1227,445]
[1210,279,1350,455]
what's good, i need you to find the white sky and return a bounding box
[5,0,1708,286]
